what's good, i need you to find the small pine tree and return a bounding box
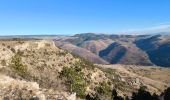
[11,51,28,77]
[59,66,86,98]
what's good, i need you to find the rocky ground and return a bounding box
[0,39,169,100]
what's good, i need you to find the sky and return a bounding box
[0,0,170,35]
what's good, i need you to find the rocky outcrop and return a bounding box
[0,74,45,100]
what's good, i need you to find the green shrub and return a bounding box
[91,82,112,100]
[96,82,111,96]
[1,59,6,66]
[11,51,28,77]
[56,51,68,56]
[59,66,86,98]
[45,43,51,47]
[10,47,16,53]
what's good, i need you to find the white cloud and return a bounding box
[115,24,170,35]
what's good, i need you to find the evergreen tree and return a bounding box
[112,89,124,100]
[132,86,153,100]
[164,87,170,100]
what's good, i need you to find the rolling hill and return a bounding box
[53,33,170,67]
[135,35,170,67]
[0,39,169,100]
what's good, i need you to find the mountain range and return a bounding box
[54,33,170,67]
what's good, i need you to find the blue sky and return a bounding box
[0,0,170,35]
